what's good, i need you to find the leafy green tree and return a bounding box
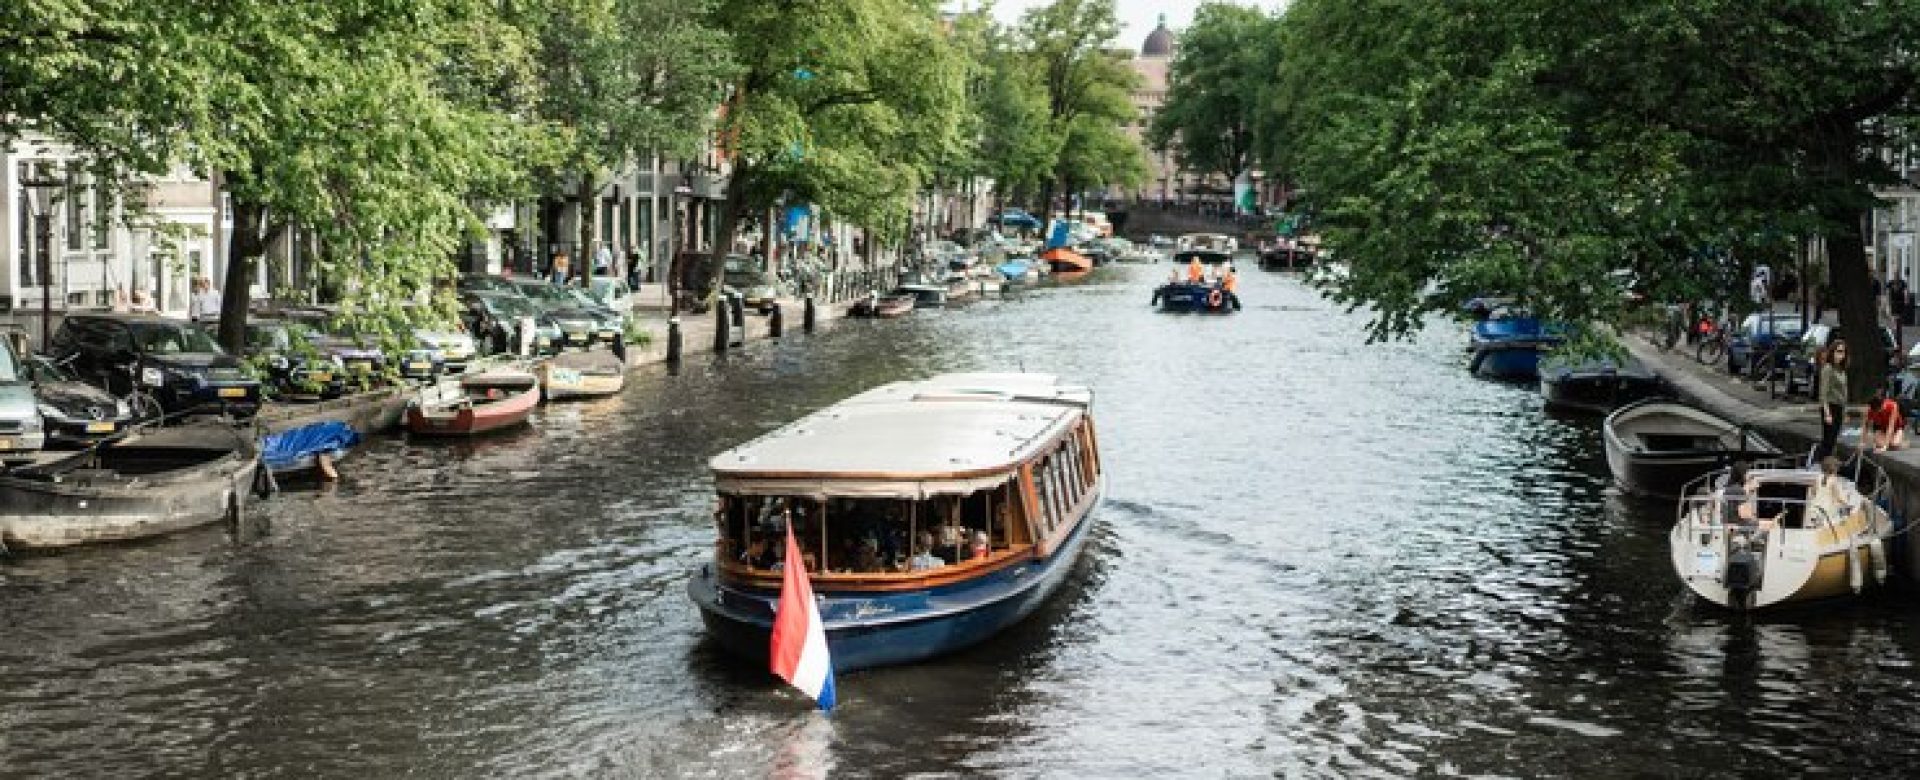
[1268,0,1920,391]
[703,0,968,299]
[1148,3,1278,189]
[1016,0,1139,222]
[525,0,735,272]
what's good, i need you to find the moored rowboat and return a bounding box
[536,351,626,401]
[405,370,540,436]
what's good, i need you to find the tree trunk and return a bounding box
[577,173,598,283]
[706,165,750,309]
[1039,178,1056,234]
[218,195,283,354]
[1827,205,1882,402]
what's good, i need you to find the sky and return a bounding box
[958,1,1286,51]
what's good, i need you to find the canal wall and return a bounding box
[1622,337,1920,584]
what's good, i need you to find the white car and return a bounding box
[415,328,478,372]
[587,276,634,317]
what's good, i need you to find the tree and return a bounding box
[1267,0,1920,393]
[1016,0,1139,223]
[1147,3,1277,190]
[524,0,735,275]
[703,0,969,301]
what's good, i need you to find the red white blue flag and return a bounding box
[770,523,836,711]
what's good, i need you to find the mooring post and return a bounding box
[713,304,729,353]
[803,296,817,333]
[666,316,683,364]
[769,302,784,338]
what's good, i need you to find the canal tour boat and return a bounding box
[687,372,1102,672]
[1669,461,1893,610]
[1604,399,1784,499]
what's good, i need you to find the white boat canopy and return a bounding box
[710,373,1093,500]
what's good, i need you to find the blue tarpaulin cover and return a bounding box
[261,421,361,472]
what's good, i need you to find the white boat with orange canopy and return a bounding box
[687,372,1102,671]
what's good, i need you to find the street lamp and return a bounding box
[17,164,64,348]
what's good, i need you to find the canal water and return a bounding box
[6,265,1920,777]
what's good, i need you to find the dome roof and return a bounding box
[1142,15,1174,57]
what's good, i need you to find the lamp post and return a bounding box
[17,165,64,348]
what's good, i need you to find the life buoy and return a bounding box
[1207,289,1223,308]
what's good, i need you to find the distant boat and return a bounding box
[406,370,540,436]
[1468,312,1564,380]
[848,293,916,319]
[1040,247,1092,274]
[995,259,1032,281]
[1151,281,1238,313]
[894,283,949,308]
[1603,399,1783,499]
[688,372,1101,672]
[0,425,261,550]
[1539,356,1669,413]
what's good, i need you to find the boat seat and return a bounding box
[1638,433,1722,452]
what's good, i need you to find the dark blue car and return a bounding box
[1727,313,1807,375]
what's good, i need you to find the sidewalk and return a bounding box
[622,294,847,367]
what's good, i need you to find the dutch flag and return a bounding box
[770,522,836,711]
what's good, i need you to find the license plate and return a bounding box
[568,334,587,344]
[85,421,116,433]
[407,362,431,373]
[597,330,616,340]
[0,438,13,450]
[218,387,247,398]
[311,372,333,383]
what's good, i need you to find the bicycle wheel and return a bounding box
[1696,338,1725,365]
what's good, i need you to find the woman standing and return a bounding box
[1817,339,1850,460]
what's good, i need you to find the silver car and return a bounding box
[0,337,46,453]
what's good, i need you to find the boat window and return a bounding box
[1034,458,1059,536]
[724,492,1011,575]
[1756,482,1811,530]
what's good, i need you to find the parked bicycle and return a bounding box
[1696,319,1732,365]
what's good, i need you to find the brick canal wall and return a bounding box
[1622,336,1920,585]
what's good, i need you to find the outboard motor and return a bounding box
[1723,531,1764,609]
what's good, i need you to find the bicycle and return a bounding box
[1696,321,1732,365]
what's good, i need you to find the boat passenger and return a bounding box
[1223,266,1239,295]
[908,542,944,572]
[1815,455,1850,514]
[1721,462,1776,535]
[1187,255,1204,284]
[966,530,990,561]
[1866,388,1907,452]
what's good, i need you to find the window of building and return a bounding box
[92,178,112,251]
[65,168,86,252]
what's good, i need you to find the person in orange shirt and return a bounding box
[1222,265,1238,294]
[1187,255,1204,283]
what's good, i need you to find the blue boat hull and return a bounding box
[1470,342,1547,379]
[689,492,1099,672]
[1153,283,1237,313]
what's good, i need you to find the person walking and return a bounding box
[1890,272,1911,326]
[1816,339,1850,461]
[187,276,222,324]
[549,251,571,286]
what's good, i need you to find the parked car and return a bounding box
[458,273,519,295]
[1726,313,1808,375]
[414,326,478,374]
[462,290,560,355]
[586,276,635,318]
[1772,323,1900,400]
[50,313,262,421]
[723,257,782,315]
[21,353,133,446]
[507,279,621,349]
[242,318,349,399]
[0,337,47,453]
[271,308,401,384]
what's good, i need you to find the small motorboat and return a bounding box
[536,350,626,401]
[1468,309,1564,380]
[848,293,916,319]
[1151,281,1238,313]
[1604,399,1784,499]
[1539,356,1670,414]
[260,420,360,478]
[895,283,949,308]
[1670,463,1892,610]
[1040,247,1093,274]
[405,370,540,436]
[995,259,1032,281]
[0,425,261,550]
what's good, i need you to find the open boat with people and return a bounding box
[1603,399,1784,499]
[688,372,1102,672]
[1539,356,1669,414]
[1151,280,1238,313]
[1670,460,1893,610]
[848,292,916,319]
[405,369,540,436]
[0,424,260,549]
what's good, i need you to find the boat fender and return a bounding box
[1207,289,1223,308]
[1869,537,1889,585]
[1849,544,1865,594]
